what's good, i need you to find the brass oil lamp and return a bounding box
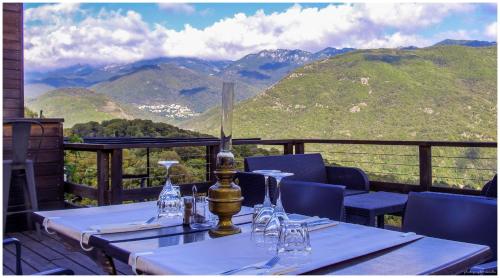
[207,82,244,237]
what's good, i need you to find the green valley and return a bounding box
[26,88,136,127]
[182,45,497,190]
[184,45,497,142]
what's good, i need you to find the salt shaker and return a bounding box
[183,196,194,226]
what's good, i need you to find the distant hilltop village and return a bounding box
[138,103,200,119]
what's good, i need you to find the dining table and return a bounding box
[33,201,492,275]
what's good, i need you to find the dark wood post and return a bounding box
[110,149,123,204]
[206,145,219,182]
[96,150,110,206]
[294,142,305,154]
[283,143,294,155]
[3,3,24,118]
[146,148,151,187]
[419,145,432,191]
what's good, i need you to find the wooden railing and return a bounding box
[63,138,497,206]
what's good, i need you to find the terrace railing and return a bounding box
[63,138,497,206]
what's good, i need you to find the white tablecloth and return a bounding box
[130,222,423,275]
[37,201,253,245]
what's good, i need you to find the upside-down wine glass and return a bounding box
[263,171,294,249]
[251,170,281,244]
[157,160,182,218]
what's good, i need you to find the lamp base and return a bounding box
[208,223,241,237]
[207,173,243,237]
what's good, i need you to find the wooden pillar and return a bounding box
[419,145,432,191]
[110,149,123,204]
[294,142,305,154]
[283,143,294,155]
[3,3,24,118]
[146,148,151,187]
[96,150,109,206]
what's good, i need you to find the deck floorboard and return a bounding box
[3,231,133,275]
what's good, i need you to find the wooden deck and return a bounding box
[3,231,134,275]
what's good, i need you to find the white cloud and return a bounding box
[158,3,195,14]
[485,21,497,40]
[24,3,478,71]
[362,3,473,31]
[25,3,81,25]
[25,7,163,70]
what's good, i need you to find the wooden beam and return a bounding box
[96,151,109,206]
[419,145,432,191]
[294,142,305,154]
[146,148,151,187]
[64,182,98,199]
[110,149,123,205]
[283,143,294,155]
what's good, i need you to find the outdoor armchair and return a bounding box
[281,180,345,221]
[403,192,497,274]
[236,153,369,206]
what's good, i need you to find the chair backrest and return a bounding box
[244,153,327,183]
[4,120,44,164]
[403,191,497,260]
[481,174,497,198]
[281,180,345,221]
[235,172,268,207]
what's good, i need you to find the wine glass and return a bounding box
[157,160,182,218]
[251,170,281,244]
[263,171,294,249]
[252,169,280,207]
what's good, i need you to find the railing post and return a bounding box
[419,145,432,191]
[110,149,123,204]
[206,145,219,182]
[283,143,294,155]
[294,142,305,154]
[146,148,151,187]
[96,150,109,206]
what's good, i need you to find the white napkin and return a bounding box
[288,214,339,228]
[89,221,163,234]
[222,263,298,275]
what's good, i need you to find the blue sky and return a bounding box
[25,3,337,30]
[23,3,497,71]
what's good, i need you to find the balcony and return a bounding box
[2,2,497,276]
[3,136,497,274]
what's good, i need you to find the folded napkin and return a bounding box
[308,221,339,232]
[89,221,162,234]
[223,264,297,276]
[288,214,339,231]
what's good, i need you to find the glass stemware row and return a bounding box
[251,170,294,250]
[251,170,280,243]
[157,160,183,218]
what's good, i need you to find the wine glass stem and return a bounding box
[275,177,284,212]
[165,165,172,190]
[263,176,271,206]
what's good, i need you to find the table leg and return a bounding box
[52,232,118,275]
[93,249,117,275]
[368,213,376,226]
[377,215,385,228]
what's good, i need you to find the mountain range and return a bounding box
[182,44,497,142]
[26,39,496,127]
[26,46,357,124]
